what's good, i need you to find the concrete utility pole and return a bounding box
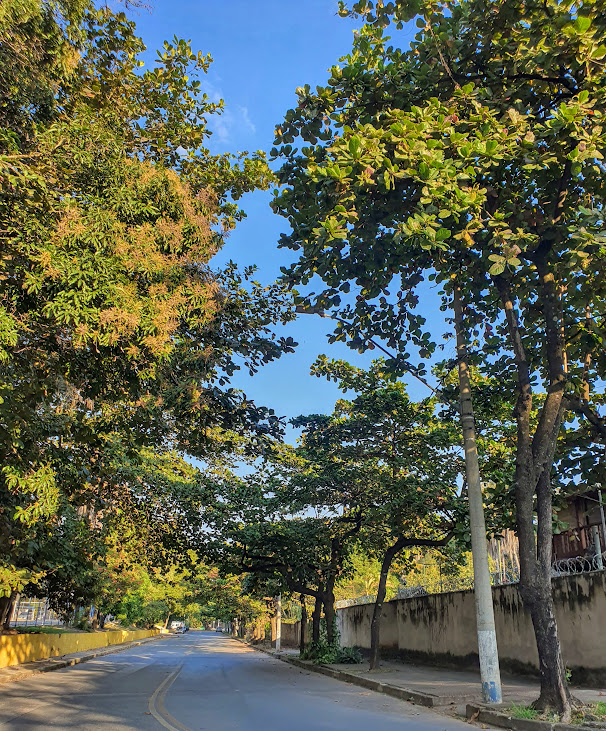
[597,488,606,549]
[591,525,603,570]
[453,284,503,704]
[295,297,502,701]
[275,594,282,652]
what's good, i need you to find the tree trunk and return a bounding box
[324,575,336,646]
[311,591,322,645]
[369,539,403,670]
[494,270,571,718]
[526,586,570,713]
[0,592,16,630]
[164,612,171,630]
[368,534,453,671]
[0,598,10,629]
[518,469,571,717]
[299,594,307,654]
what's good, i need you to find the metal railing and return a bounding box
[335,594,376,609]
[10,597,64,627]
[395,568,521,599]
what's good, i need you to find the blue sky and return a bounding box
[132,1,447,442]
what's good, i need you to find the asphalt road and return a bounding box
[0,631,473,730]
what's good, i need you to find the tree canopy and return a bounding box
[272,0,606,714]
[0,1,295,612]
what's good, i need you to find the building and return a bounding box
[552,489,606,562]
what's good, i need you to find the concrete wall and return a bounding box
[337,571,606,683]
[279,620,301,648]
[0,628,159,669]
[269,619,313,648]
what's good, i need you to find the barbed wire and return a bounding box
[336,556,606,609]
[552,552,606,576]
[335,569,521,608]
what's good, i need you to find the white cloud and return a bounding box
[239,105,256,135]
[202,82,256,144]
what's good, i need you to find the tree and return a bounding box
[304,358,460,668]
[25,450,209,624]
[1,3,295,602]
[203,455,365,650]
[208,489,343,645]
[272,0,606,715]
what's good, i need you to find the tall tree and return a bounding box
[272,0,606,716]
[0,3,295,603]
[303,358,460,668]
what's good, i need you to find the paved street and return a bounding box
[0,632,472,730]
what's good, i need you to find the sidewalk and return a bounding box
[0,633,166,686]
[265,647,606,712]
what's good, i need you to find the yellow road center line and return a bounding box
[148,663,191,731]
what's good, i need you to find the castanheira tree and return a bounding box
[272,0,606,715]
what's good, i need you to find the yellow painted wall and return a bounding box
[0,628,159,669]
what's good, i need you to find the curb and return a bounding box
[466,703,579,731]
[283,654,445,707]
[0,633,167,685]
[237,639,450,708]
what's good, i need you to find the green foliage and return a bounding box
[72,608,92,631]
[401,548,477,593]
[0,2,295,608]
[16,626,67,634]
[294,358,462,557]
[301,619,361,664]
[334,645,363,664]
[593,703,606,717]
[337,549,399,601]
[510,705,539,720]
[274,0,606,446]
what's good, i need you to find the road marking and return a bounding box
[148,663,191,731]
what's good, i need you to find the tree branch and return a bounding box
[564,395,606,440]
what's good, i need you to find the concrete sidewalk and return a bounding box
[267,647,606,711]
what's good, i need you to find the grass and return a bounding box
[16,626,69,634]
[506,701,606,727]
[594,703,606,717]
[510,705,539,720]
[571,702,606,726]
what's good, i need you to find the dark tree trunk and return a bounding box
[299,594,307,654]
[311,591,322,645]
[164,612,172,630]
[0,592,16,630]
[526,586,570,713]
[368,534,452,671]
[369,539,404,670]
[324,574,337,645]
[518,469,571,717]
[495,268,571,718]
